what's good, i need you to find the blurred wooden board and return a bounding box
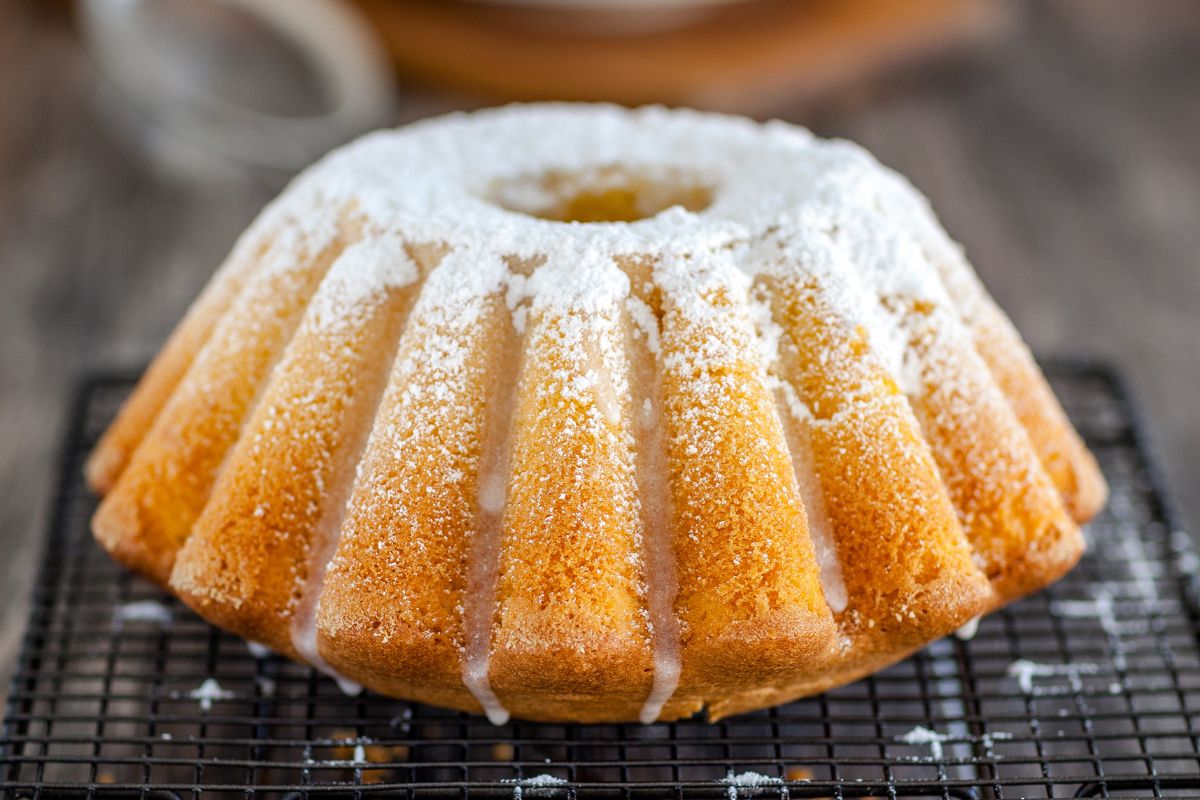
[354,0,1009,111]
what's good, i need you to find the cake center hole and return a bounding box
[489,166,713,223]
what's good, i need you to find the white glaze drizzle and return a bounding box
[955,615,981,640]
[462,489,512,724]
[743,263,849,616]
[627,307,682,725]
[461,276,522,726]
[780,393,848,615]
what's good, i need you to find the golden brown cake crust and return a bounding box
[968,300,1108,523]
[84,222,277,496]
[88,104,1104,724]
[490,304,656,722]
[314,271,513,718]
[169,238,418,657]
[92,213,355,586]
[660,266,838,703]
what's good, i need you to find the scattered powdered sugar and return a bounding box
[1007,659,1102,695]
[309,736,374,766]
[503,773,569,800]
[745,223,912,389]
[981,730,1014,750]
[899,725,949,760]
[114,600,172,626]
[189,678,235,711]
[898,726,1013,762]
[1050,590,1127,669]
[523,248,632,316]
[721,771,784,799]
[504,775,568,786]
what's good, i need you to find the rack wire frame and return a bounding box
[1,362,1199,799]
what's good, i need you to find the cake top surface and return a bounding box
[298,103,826,254]
[251,104,967,347]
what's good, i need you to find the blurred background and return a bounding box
[0,0,1197,686]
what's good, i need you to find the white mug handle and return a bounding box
[79,0,395,170]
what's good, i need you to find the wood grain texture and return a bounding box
[1,0,1197,692]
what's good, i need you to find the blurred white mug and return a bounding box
[79,0,395,173]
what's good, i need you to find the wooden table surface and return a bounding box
[1,0,1197,685]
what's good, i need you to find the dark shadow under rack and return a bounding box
[2,362,1199,799]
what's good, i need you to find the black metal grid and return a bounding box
[2,362,1200,799]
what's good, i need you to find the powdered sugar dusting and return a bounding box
[307,233,419,330]
[269,105,958,334]
[257,105,972,422]
[627,296,661,355]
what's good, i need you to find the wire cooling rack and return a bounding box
[2,362,1199,799]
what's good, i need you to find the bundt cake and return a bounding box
[87,104,1107,724]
